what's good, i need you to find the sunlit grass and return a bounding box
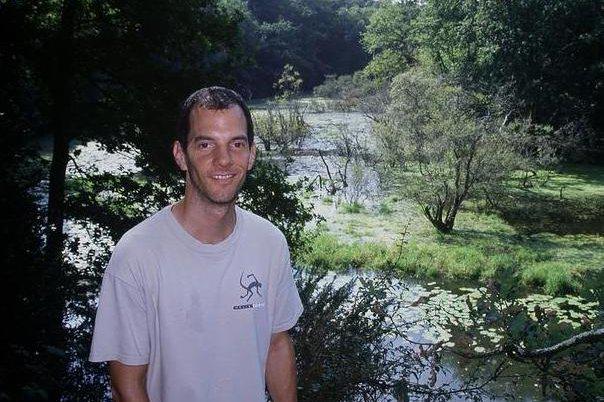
[301,164,604,295]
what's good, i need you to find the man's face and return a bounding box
[173,105,256,206]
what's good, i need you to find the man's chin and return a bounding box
[196,190,238,206]
[189,178,245,206]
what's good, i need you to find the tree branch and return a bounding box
[514,328,604,359]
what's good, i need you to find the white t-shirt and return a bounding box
[89,205,303,402]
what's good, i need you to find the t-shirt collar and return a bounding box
[163,204,244,255]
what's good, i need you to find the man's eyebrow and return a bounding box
[190,134,248,142]
[190,135,214,142]
[229,135,249,142]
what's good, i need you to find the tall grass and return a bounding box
[298,232,586,295]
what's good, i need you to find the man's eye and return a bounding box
[232,141,247,149]
[198,142,211,149]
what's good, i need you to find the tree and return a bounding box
[361,0,420,82]
[241,0,375,96]
[414,0,604,157]
[1,1,247,398]
[3,0,247,262]
[375,69,523,233]
[0,85,65,402]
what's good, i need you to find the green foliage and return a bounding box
[252,101,311,155]
[497,165,604,235]
[274,64,303,101]
[299,232,392,273]
[520,262,580,295]
[312,71,380,103]
[359,0,603,158]
[361,1,420,82]
[377,201,393,215]
[413,0,604,156]
[241,0,375,96]
[239,159,318,260]
[292,269,399,401]
[66,173,178,239]
[65,158,316,263]
[321,196,334,205]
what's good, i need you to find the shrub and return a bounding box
[321,196,334,205]
[377,201,393,215]
[340,201,364,214]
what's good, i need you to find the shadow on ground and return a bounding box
[495,191,604,235]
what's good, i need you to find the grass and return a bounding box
[299,164,604,296]
[340,201,364,214]
[498,165,604,235]
[377,201,393,215]
[300,230,602,295]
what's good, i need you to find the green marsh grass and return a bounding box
[299,232,597,295]
[300,165,604,295]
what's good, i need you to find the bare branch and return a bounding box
[514,328,604,359]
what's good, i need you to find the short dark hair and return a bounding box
[177,86,254,146]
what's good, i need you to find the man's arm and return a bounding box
[266,331,298,402]
[108,361,150,402]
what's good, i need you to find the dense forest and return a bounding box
[1,0,603,400]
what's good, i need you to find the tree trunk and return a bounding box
[46,0,77,255]
[44,0,79,399]
[424,205,454,234]
[46,133,70,263]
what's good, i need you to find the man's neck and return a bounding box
[171,196,237,245]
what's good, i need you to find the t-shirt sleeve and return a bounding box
[89,256,150,365]
[272,244,304,333]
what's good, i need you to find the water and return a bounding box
[317,271,595,401]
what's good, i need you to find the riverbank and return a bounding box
[299,164,604,296]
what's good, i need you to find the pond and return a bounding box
[311,270,598,402]
[64,99,600,401]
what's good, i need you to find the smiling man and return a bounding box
[89,87,303,402]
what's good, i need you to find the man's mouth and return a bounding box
[211,173,235,181]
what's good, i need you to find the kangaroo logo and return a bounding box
[240,273,263,302]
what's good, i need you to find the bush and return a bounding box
[292,268,417,401]
[377,201,393,215]
[252,101,310,155]
[312,71,382,110]
[340,201,364,214]
[321,196,334,205]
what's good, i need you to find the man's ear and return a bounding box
[247,142,257,171]
[173,140,187,171]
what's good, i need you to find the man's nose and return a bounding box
[215,145,233,167]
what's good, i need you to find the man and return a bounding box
[89,87,303,402]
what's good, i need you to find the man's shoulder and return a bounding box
[113,206,170,256]
[104,207,170,280]
[238,207,287,246]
